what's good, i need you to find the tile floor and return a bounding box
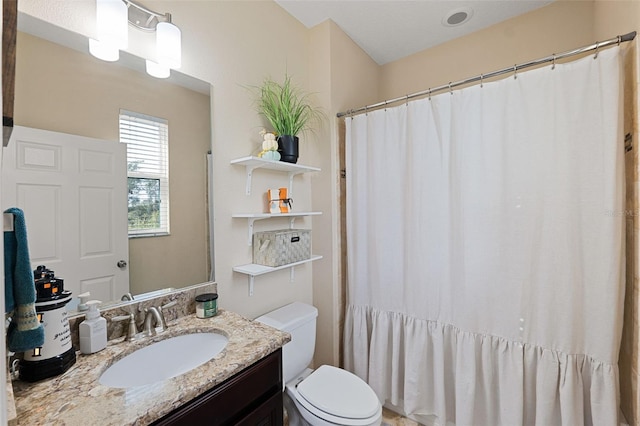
[382,407,422,426]
[284,406,421,425]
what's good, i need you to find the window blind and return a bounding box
[119,109,170,236]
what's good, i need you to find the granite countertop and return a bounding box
[12,309,290,425]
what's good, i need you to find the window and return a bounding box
[119,110,170,236]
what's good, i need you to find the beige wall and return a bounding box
[13,31,211,296]
[16,1,319,322]
[308,21,335,367]
[181,1,317,319]
[14,2,640,422]
[308,20,381,367]
[380,1,595,101]
[593,2,640,424]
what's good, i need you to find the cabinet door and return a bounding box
[235,392,283,426]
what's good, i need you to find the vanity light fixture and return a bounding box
[90,0,182,78]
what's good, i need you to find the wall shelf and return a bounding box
[232,211,322,245]
[230,156,320,195]
[233,255,323,296]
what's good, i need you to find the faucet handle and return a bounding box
[159,300,177,329]
[112,313,138,341]
[161,300,177,310]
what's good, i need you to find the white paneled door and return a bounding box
[2,126,129,302]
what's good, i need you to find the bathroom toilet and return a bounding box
[256,302,382,426]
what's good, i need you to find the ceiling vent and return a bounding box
[443,8,473,27]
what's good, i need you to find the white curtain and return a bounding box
[344,46,625,426]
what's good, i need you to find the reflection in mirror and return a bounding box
[7,13,213,312]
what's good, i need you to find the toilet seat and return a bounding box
[289,365,381,425]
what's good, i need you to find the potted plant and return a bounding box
[255,73,322,163]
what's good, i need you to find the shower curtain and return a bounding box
[344,46,625,426]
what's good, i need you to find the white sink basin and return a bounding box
[99,332,228,388]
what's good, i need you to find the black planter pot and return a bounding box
[277,135,299,164]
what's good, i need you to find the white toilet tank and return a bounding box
[255,302,318,384]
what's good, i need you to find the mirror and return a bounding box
[9,13,213,312]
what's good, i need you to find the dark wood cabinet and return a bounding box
[2,0,17,146]
[151,349,283,426]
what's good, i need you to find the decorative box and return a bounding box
[253,229,311,267]
[267,187,292,214]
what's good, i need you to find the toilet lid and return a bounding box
[296,365,380,419]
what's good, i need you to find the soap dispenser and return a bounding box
[79,300,107,354]
[77,292,90,311]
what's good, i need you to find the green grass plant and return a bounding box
[256,74,322,137]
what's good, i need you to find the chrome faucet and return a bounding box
[143,301,177,336]
[143,307,164,336]
[120,292,134,301]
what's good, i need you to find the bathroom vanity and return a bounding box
[11,309,289,425]
[153,349,283,425]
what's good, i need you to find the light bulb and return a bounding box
[156,22,181,69]
[146,60,170,79]
[91,0,128,61]
[89,39,119,62]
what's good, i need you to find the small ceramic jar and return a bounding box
[195,293,218,318]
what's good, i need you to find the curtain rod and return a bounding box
[337,31,637,118]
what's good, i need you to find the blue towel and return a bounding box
[4,207,44,353]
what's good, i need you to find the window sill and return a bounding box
[128,232,170,239]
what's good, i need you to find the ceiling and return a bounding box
[275,0,553,65]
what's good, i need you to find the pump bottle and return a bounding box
[79,300,107,354]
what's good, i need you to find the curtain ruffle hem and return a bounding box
[344,305,619,426]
